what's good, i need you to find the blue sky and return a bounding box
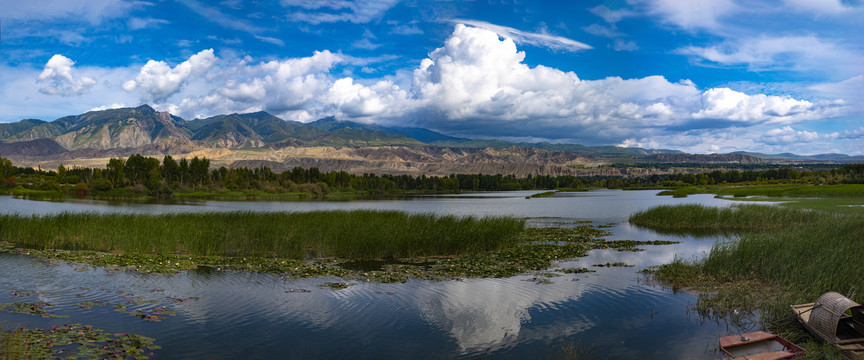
[1,0,862,155]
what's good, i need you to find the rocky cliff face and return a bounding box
[3,142,598,177]
[227,158,691,178]
[50,105,191,150]
[221,145,593,177]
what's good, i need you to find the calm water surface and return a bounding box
[0,190,750,359]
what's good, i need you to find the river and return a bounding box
[0,190,746,359]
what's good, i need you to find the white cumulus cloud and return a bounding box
[837,127,864,140]
[37,54,97,96]
[410,24,840,140]
[403,24,847,144]
[692,87,844,125]
[413,24,592,123]
[123,49,217,102]
[325,78,412,120]
[166,50,343,119]
[757,126,821,145]
[88,103,128,112]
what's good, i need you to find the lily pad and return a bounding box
[592,262,635,268]
[0,302,68,318]
[0,323,159,359]
[318,282,355,290]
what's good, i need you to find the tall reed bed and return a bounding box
[631,203,863,309]
[700,214,863,302]
[717,184,864,198]
[0,211,525,260]
[628,204,829,231]
[658,184,864,199]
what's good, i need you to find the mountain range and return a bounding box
[0,105,860,176]
[0,105,681,155]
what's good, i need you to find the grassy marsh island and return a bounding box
[657,183,864,198]
[0,210,524,259]
[657,183,864,213]
[631,203,864,358]
[525,191,557,199]
[629,204,831,232]
[0,210,671,282]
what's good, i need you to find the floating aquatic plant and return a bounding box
[318,282,355,290]
[76,300,109,310]
[0,323,159,359]
[128,307,176,322]
[558,267,596,274]
[0,218,681,283]
[0,302,67,318]
[10,289,41,297]
[592,262,635,268]
[524,277,555,285]
[285,288,311,293]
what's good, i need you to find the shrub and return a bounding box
[89,179,113,191]
[75,182,89,196]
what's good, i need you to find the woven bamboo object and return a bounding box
[810,292,861,342]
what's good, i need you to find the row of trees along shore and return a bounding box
[0,155,862,197]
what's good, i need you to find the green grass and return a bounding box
[0,210,525,260]
[172,189,316,200]
[633,204,862,297]
[629,204,828,232]
[6,186,65,199]
[731,197,864,214]
[0,221,670,282]
[634,203,864,359]
[658,184,864,198]
[700,214,862,302]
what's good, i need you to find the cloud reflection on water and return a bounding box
[0,190,739,358]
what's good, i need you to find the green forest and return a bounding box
[0,155,862,199]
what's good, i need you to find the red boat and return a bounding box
[719,331,806,359]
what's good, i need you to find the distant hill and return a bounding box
[0,119,48,138]
[307,117,468,143]
[643,153,763,164]
[426,140,682,158]
[305,127,427,147]
[0,138,68,157]
[1,118,66,141]
[729,151,864,163]
[186,111,323,147]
